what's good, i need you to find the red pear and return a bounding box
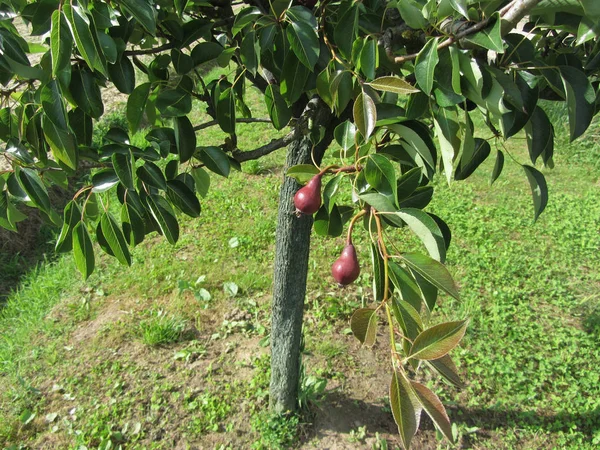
[332,243,360,286]
[294,174,322,215]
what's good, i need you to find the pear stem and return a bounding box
[346,209,367,244]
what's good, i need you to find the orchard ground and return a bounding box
[1,66,599,449]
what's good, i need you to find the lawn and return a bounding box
[1,70,599,449]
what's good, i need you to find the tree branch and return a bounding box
[500,0,542,35]
[232,130,299,162]
[389,0,542,65]
[193,117,272,131]
[124,42,174,56]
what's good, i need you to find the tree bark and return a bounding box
[269,100,334,414]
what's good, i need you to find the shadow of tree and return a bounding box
[307,389,600,448]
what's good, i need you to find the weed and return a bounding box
[139,311,186,346]
[251,411,300,450]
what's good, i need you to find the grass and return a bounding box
[0,83,599,448]
[138,311,186,346]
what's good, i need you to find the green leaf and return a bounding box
[388,123,436,170]
[490,150,504,185]
[199,146,230,177]
[55,200,82,253]
[97,31,117,64]
[17,168,51,213]
[174,116,196,163]
[365,154,397,205]
[92,169,119,193]
[428,354,464,388]
[286,164,320,183]
[112,152,134,190]
[433,109,461,184]
[167,180,201,218]
[156,88,192,117]
[449,0,469,19]
[42,118,77,170]
[127,83,151,134]
[398,0,428,29]
[411,382,454,442]
[455,138,491,181]
[334,121,356,152]
[415,37,439,95]
[50,10,72,76]
[119,0,156,35]
[559,66,596,141]
[464,12,504,52]
[314,204,343,237]
[350,308,378,346]
[371,242,386,302]
[137,162,167,190]
[525,107,554,165]
[0,192,18,232]
[401,252,459,299]
[191,167,210,197]
[359,192,397,213]
[63,3,107,76]
[121,201,146,247]
[285,7,319,70]
[100,212,131,266]
[216,88,236,134]
[334,6,358,59]
[232,7,261,35]
[396,167,422,201]
[280,52,309,104]
[353,91,377,140]
[394,209,446,262]
[391,298,423,340]
[72,221,95,279]
[171,48,193,75]
[239,34,258,77]
[390,370,421,450]
[331,70,353,113]
[69,108,92,147]
[41,80,68,129]
[367,76,420,95]
[409,319,469,360]
[388,261,422,310]
[108,56,136,94]
[522,165,548,222]
[146,194,179,244]
[265,84,291,130]
[70,68,104,119]
[191,42,224,66]
[359,37,377,80]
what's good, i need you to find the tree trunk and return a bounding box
[269,100,335,414]
[269,133,315,414]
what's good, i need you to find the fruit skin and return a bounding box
[332,243,360,286]
[294,174,322,215]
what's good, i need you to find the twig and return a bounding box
[390,0,542,64]
[193,117,272,131]
[231,129,298,162]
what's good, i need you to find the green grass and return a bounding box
[1,92,599,448]
[139,311,186,346]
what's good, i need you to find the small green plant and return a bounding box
[251,411,300,450]
[348,425,368,443]
[185,390,233,434]
[139,311,185,346]
[243,160,263,175]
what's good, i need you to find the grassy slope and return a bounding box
[1,87,599,448]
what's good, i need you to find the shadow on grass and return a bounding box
[309,390,599,447]
[0,214,56,307]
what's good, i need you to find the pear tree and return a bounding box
[0,0,598,446]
